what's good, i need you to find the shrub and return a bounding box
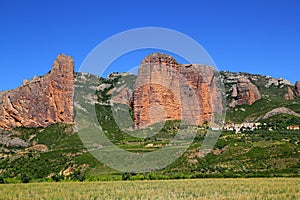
[122,172,132,181]
[21,173,31,183]
[51,174,63,182]
[70,171,86,182]
[0,176,5,184]
[78,174,86,182]
[148,173,158,180]
[129,174,145,181]
[172,173,189,179]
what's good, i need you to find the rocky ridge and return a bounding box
[0,53,299,130]
[0,54,74,129]
[262,107,300,120]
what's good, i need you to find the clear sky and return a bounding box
[0,0,299,91]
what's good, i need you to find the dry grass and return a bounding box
[0,178,299,200]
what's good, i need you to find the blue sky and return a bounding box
[0,0,299,91]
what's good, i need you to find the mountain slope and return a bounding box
[0,53,299,182]
[221,71,300,123]
[1,71,299,182]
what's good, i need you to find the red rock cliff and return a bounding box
[229,77,261,107]
[284,86,295,100]
[133,53,222,128]
[0,54,74,129]
[295,81,300,97]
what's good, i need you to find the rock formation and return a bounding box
[111,87,133,106]
[265,77,291,88]
[284,86,295,100]
[0,54,74,129]
[109,74,136,107]
[133,53,222,128]
[262,107,300,120]
[0,134,29,147]
[295,81,300,97]
[229,77,261,107]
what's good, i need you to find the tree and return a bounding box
[122,172,132,180]
[0,176,5,184]
[51,173,62,182]
[21,173,31,183]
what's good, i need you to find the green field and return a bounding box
[0,178,299,200]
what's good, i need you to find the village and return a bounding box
[223,122,300,133]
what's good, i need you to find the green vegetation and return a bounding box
[0,117,299,183]
[0,123,89,182]
[0,73,299,183]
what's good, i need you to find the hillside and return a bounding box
[0,54,299,183]
[1,70,300,182]
[221,71,300,124]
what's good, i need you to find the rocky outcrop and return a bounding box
[111,86,133,106]
[295,81,300,97]
[26,144,48,152]
[265,77,291,88]
[284,87,295,100]
[284,81,300,100]
[0,54,74,129]
[261,107,300,120]
[229,77,261,107]
[109,74,135,107]
[133,53,222,128]
[0,134,29,147]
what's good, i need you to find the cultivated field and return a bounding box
[0,178,299,200]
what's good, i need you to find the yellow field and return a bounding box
[0,178,299,200]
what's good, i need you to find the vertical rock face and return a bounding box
[295,81,300,97]
[229,77,261,107]
[133,53,222,128]
[284,86,295,100]
[0,54,74,129]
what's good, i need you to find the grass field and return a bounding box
[0,178,299,200]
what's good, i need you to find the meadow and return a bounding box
[0,178,299,200]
